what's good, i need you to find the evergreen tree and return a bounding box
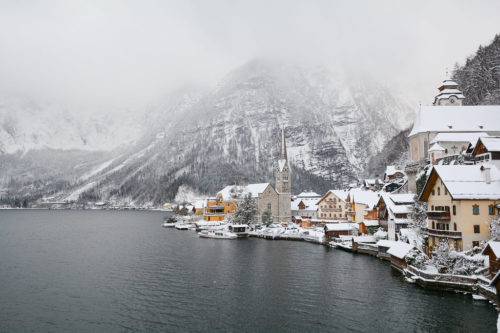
[488,214,500,241]
[409,198,427,237]
[261,210,273,226]
[232,193,257,225]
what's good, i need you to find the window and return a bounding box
[453,205,456,215]
[445,187,448,195]
[432,221,435,229]
[431,190,435,195]
[437,187,440,195]
[474,225,480,234]
[431,205,434,211]
[453,223,457,231]
[473,205,479,215]
[472,241,480,248]
[489,205,495,215]
[267,203,271,210]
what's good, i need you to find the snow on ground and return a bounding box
[64,181,96,201]
[174,185,205,203]
[79,158,116,181]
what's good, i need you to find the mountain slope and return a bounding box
[0,60,415,205]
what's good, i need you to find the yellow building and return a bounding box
[419,164,500,255]
[203,192,238,222]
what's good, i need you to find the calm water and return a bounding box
[0,210,496,332]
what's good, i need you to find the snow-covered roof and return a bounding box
[425,165,500,200]
[478,137,500,152]
[362,220,379,227]
[430,132,489,144]
[353,236,377,243]
[364,179,376,185]
[428,143,445,152]
[438,79,458,88]
[482,241,500,257]
[385,165,398,176]
[387,242,415,259]
[409,105,500,137]
[324,223,354,231]
[291,198,318,211]
[350,189,380,208]
[297,191,321,198]
[330,190,349,202]
[389,193,415,204]
[376,240,399,248]
[217,183,271,200]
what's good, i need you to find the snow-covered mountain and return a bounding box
[0,60,416,205]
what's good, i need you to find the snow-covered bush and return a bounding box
[373,228,388,240]
[429,240,486,275]
[409,199,427,237]
[405,249,428,269]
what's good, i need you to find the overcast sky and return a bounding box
[1,0,499,110]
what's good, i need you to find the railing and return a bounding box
[426,210,450,221]
[423,228,462,239]
[204,212,225,216]
[322,208,342,212]
[346,211,355,215]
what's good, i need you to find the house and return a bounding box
[291,198,318,220]
[358,220,379,235]
[472,137,500,169]
[346,189,379,224]
[363,179,383,191]
[316,190,349,221]
[384,166,405,183]
[204,197,228,221]
[387,242,416,272]
[376,193,414,240]
[324,223,356,242]
[481,241,500,279]
[419,164,500,255]
[193,200,206,215]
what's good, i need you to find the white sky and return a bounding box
[1,0,499,110]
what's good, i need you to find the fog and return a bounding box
[1,0,499,111]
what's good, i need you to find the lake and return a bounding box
[0,210,496,332]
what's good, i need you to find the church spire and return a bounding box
[280,128,287,161]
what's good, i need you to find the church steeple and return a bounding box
[279,128,287,161]
[433,77,465,106]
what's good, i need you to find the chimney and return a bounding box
[481,165,491,184]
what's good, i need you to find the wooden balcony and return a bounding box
[423,228,462,239]
[426,210,451,221]
[322,208,342,213]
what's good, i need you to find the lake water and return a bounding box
[0,210,497,332]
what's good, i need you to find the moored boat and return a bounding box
[175,224,190,230]
[198,229,238,239]
[162,222,176,228]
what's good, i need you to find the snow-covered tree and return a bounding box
[431,240,454,274]
[487,214,500,241]
[405,249,428,269]
[232,193,257,225]
[261,210,273,226]
[409,198,427,236]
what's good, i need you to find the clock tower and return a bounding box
[275,128,291,223]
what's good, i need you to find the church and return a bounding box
[275,128,292,223]
[406,77,500,192]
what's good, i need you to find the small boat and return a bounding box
[175,224,190,230]
[198,229,238,239]
[162,222,176,228]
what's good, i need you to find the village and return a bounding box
[165,77,500,305]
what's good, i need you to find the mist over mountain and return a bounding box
[0,60,415,206]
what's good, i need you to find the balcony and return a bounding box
[426,210,451,221]
[322,208,342,213]
[423,228,462,239]
[346,211,355,216]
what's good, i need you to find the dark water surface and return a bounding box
[0,210,496,332]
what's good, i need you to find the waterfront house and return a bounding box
[204,197,228,221]
[316,190,349,221]
[346,189,379,224]
[376,193,414,240]
[482,241,500,279]
[324,223,355,242]
[419,164,500,255]
[387,242,416,272]
[291,198,318,220]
